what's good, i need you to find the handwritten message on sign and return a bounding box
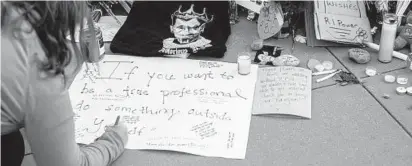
[252,66,312,119]
[257,1,284,39]
[69,55,258,159]
[314,0,372,44]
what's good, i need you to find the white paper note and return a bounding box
[69,55,258,159]
[252,66,312,119]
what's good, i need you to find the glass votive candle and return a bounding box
[237,52,251,75]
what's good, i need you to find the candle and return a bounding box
[379,13,398,63]
[365,66,377,76]
[238,52,251,75]
[407,53,412,71]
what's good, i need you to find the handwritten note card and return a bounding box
[257,1,284,39]
[252,66,312,119]
[69,55,258,159]
[97,16,127,42]
[314,0,372,44]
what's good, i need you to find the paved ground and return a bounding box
[22,16,412,166]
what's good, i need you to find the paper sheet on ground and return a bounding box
[69,55,258,159]
[97,16,127,42]
[252,66,312,119]
[313,0,372,44]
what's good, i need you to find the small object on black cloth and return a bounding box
[254,45,283,65]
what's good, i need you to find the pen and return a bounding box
[99,2,122,25]
[114,115,120,125]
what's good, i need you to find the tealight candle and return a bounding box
[396,75,408,85]
[406,87,412,96]
[238,52,251,75]
[396,87,407,95]
[384,75,396,83]
[365,66,377,76]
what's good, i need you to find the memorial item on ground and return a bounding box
[363,41,408,61]
[252,66,312,119]
[312,69,337,76]
[257,1,283,40]
[379,13,398,63]
[384,75,396,83]
[383,93,391,99]
[238,52,252,75]
[314,64,325,72]
[407,53,412,71]
[316,69,342,83]
[254,45,282,65]
[70,55,258,159]
[396,87,407,95]
[229,0,239,24]
[348,48,371,64]
[322,61,334,70]
[313,0,372,45]
[365,66,378,76]
[111,1,231,58]
[251,39,264,51]
[307,59,321,71]
[406,87,412,95]
[294,35,307,44]
[271,54,300,67]
[394,12,412,52]
[334,71,360,85]
[396,75,408,85]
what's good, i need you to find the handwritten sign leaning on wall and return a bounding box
[314,0,372,44]
[69,55,258,159]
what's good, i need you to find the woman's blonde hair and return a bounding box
[1,1,93,78]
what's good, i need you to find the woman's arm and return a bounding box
[13,38,128,166]
[24,90,128,166]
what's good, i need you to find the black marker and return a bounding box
[114,115,120,125]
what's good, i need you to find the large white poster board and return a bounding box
[69,55,258,159]
[314,0,372,44]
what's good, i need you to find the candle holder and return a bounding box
[237,52,252,75]
[378,13,398,63]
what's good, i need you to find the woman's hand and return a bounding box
[104,121,129,146]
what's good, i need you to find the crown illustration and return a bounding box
[172,4,214,23]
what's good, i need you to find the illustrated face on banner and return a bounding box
[159,4,214,57]
[170,17,206,44]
